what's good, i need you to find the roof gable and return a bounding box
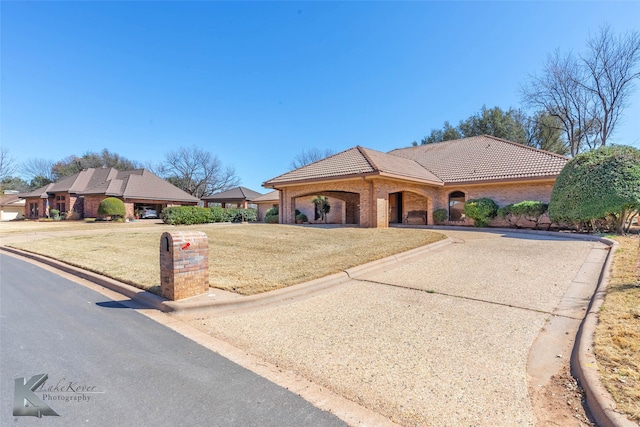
[203,186,264,201]
[264,146,445,186]
[265,147,375,185]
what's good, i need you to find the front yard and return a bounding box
[6,222,444,295]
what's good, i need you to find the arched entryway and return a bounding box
[293,191,360,225]
[389,191,429,225]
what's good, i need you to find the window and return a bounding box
[449,191,466,221]
[29,203,39,217]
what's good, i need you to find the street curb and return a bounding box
[0,237,453,316]
[166,237,454,314]
[569,237,638,427]
[0,246,169,312]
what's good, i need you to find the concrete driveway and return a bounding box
[187,229,607,426]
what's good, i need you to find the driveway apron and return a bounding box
[191,230,603,427]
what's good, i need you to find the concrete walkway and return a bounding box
[1,227,616,426]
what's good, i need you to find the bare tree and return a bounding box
[289,148,336,169]
[159,146,240,198]
[0,146,17,181]
[522,26,640,155]
[521,50,599,156]
[21,158,56,182]
[580,25,640,146]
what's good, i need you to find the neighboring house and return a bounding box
[0,193,25,221]
[21,168,199,219]
[202,186,263,209]
[252,190,279,221]
[263,135,568,228]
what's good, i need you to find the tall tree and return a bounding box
[580,25,640,146]
[0,147,17,181]
[290,148,336,169]
[522,26,640,155]
[521,50,598,156]
[419,121,462,145]
[159,146,239,198]
[458,106,528,144]
[52,149,139,179]
[21,158,56,182]
[524,111,569,155]
[0,176,30,193]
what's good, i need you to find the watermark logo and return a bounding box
[13,374,59,418]
[13,374,103,418]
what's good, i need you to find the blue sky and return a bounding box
[3,1,640,192]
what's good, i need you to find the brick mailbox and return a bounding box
[160,231,209,301]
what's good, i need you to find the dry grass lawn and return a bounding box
[7,223,444,295]
[0,219,159,234]
[594,234,640,423]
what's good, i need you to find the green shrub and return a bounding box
[265,206,278,217]
[265,215,279,224]
[265,206,279,223]
[433,208,448,224]
[498,201,549,228]
[549,145,640,234]
[498,201,548,219]
[161,206,257,225]
[464,198,498,227]
[296,213,308,223]
[98,197,126,219]
[49,209,60,220]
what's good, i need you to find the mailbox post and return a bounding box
[160,231,209,301]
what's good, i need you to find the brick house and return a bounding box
[21,168,199,219]
[263,135,568,228]
[202,186,264,209]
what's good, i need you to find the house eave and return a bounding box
[442,175,558,187]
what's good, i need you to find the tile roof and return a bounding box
[21,168,199,203]
[202,186,264,201]
[389,135,568,183]
[264,136,568,187]
[264,146,442,186]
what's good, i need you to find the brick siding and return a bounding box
[160,231,209,301]
[275,177,557,228]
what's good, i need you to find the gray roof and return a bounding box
[202,186,263,202]
[22,168,199,203]
[251,190,279,203]
[264,136,567,187]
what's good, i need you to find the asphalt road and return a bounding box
[0,253,345,427]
